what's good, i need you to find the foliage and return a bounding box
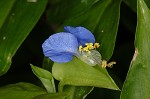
[0,0,150,99]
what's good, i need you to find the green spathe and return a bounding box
[52,57,119,92]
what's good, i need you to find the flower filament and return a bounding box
[101,60,116,68]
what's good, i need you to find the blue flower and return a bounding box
[42,26,102,66]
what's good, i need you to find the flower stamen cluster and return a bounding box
[79,43,100,53]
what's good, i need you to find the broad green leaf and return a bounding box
[62,86,93,99]
[52,57,119,92]
[0,0,48,76]
[0,0,16,28]
[123,0,150,12]
[34,93,68,99]
[121,0,150,99]
[0,82,46,99]
[31,65,56,93]
[63,0,121,60]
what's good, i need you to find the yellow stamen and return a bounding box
[79,45,83,52]
[85,43,93,46]
[83,47,90,52]
[94,43,100,48]
[101,60,107,68]
[78,43,100,53]
[86,43,94,50]
[101,60,116,68]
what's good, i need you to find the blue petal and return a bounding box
[64,26,95,45]
[48,53,73,63]
[42,32,79,63]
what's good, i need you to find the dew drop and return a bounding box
[3,37,6,40]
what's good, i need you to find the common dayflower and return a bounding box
[42,26,115,68]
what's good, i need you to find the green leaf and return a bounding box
[62,86,93,99]
[52,57,119,92]
[63,0,121,60]
[31,65,56,93]
[34,93,68,99]
[0,0,16,28]
[123,0,150,12]
[42,57,93,99]
[47,0,99,24]
[0,0,48,76]
[0,82,46,99]
[121,0,150,99]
